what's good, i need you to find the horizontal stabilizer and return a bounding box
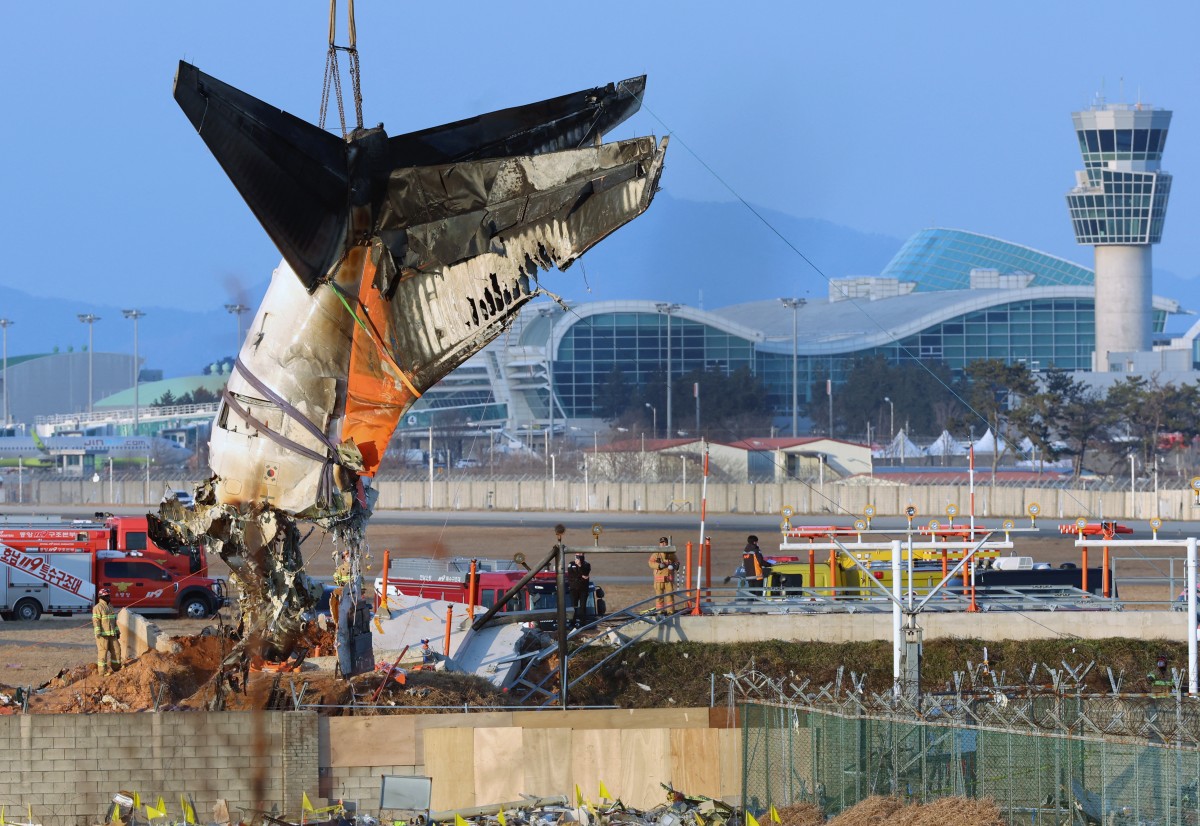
[173,61,350,290]
[386,76,648,166]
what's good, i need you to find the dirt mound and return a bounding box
[355,668,509,711]
[18,622,508,714]
[28,634,229,713]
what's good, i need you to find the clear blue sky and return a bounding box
[2,0,1197,333]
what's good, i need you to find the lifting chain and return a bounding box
[319,0,364,137]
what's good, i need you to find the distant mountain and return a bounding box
[1152,266,1200,335]
[0,283,268,381]
[6,193,1192,382]
[552,192,904,309]
[0,195,905,379]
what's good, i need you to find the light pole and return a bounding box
[77,314,101,415]
[224,303,249,355]
[1129,454,1137,519]
[0,318,12,426]
[645,402,657,440]
[122,309,145,432]
[779,298,805,437]
[536,306,556,454]
[655,303,681,439]
[826,376,833,438]
[883,396,894,440]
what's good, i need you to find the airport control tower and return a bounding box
[1066,102,1172,370]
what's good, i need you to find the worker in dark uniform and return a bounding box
[742,535,768,597]
[566,551,592,628]
[93,587,121,675]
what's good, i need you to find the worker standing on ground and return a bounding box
[93,587,121,676]
[742,535,768,597]
[649,536,678,613]
[566,551,592,628]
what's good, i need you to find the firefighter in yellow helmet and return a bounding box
[93,587,121,675]
[648,536,678,613]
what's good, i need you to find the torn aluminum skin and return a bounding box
[156,63,667,660]
[173,62,667,517]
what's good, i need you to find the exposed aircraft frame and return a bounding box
[151,62,667,663]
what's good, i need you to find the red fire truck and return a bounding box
[0,513,226,621]
[0,513,209,579]
[375,557,605,627]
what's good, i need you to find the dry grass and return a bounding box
[821,795,1006,825]
[568,637,1191,708]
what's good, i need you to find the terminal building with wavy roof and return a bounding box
[398,227,1195,440]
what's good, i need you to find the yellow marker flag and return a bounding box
[746,812,761,826]
[302,793,315,813]
[599,781,612,801]
[133,793,141,810]
[455,815,470,826]
[146,805,166,821]
[497,809,506,826]
[1,804,5,825]
[769,806,781,824]
[181,795,196,825]
[575,785,584,806]
[155,797,166,815]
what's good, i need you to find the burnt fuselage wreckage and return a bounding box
[151,61,667,670]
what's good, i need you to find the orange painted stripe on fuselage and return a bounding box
[341,255,419,476]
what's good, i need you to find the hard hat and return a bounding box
[99,587,111,597]
[420,639,430,645]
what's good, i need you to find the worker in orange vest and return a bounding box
[649,537,678,613]
[742,535,768,597]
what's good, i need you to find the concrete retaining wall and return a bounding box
[0,709,737,826]
[11,478,1196,520]
[0,710,309,826]
[631,610,1187,644]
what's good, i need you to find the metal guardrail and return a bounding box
[35,402,219,427]
[698,584,1130,614]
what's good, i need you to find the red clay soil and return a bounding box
[17,622,508,714]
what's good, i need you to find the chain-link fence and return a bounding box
[742,700,1200,824]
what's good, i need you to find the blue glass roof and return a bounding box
[880,228,1094,291]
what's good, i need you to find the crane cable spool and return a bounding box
[320,0,364,137]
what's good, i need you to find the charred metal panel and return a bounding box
[376,137,667,389]
[173,63,350,291]
[384,76,646,166]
